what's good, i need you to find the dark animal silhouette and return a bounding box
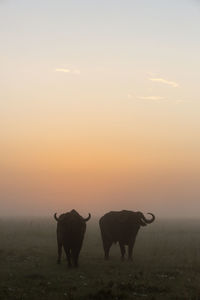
[54,209,91,267]
[99,210,155,261]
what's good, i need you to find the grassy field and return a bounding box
[0,217,200,300]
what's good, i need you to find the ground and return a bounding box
[0,217,200,299]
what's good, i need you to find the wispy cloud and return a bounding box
[127,93,165,102]
[149,77,179,88]
[56,68,71,73]
[55,68,81,75]
[137,96,165,101]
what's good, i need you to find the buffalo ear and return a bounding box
[135,212,146,226]
[139,219,147,226]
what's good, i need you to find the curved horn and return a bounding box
[84,213,91,222]
[54,213,59,221]
[141,213,155,224]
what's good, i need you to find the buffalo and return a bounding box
[99,210,155,261]
[54,209,91,267]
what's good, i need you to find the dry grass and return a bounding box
[0,217,200,299]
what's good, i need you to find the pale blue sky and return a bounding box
[1,0,200,67]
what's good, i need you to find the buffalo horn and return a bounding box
[141,213,155,224]
[84,213,91,222]
[54,213,59,221]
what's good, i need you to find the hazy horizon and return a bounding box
[1,0,200,218]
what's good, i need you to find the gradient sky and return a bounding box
[1,0,200,217]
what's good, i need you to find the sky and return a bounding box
[0,0,200,217]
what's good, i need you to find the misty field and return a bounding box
[0,218,200,300]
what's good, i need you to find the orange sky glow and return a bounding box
[1,0,200,217]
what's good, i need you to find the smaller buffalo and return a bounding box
[99,210,155,261]
[54,209,91,267]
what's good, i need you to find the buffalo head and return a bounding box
[135,212,155,226]
[54,211,91,222]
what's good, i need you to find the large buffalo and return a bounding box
[99,210,155,261]
[54,209,91,267]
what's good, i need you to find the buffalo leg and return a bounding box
[103,240,112,260]
[63,245,72,267]
[119,242,126,261]
[72,248,81,267]
[128,239,136,261]
[57,242,62,264]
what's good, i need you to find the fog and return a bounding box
[1,168,199,219]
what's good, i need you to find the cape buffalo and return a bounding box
[99,210,155,261]
[54,209,91,267]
